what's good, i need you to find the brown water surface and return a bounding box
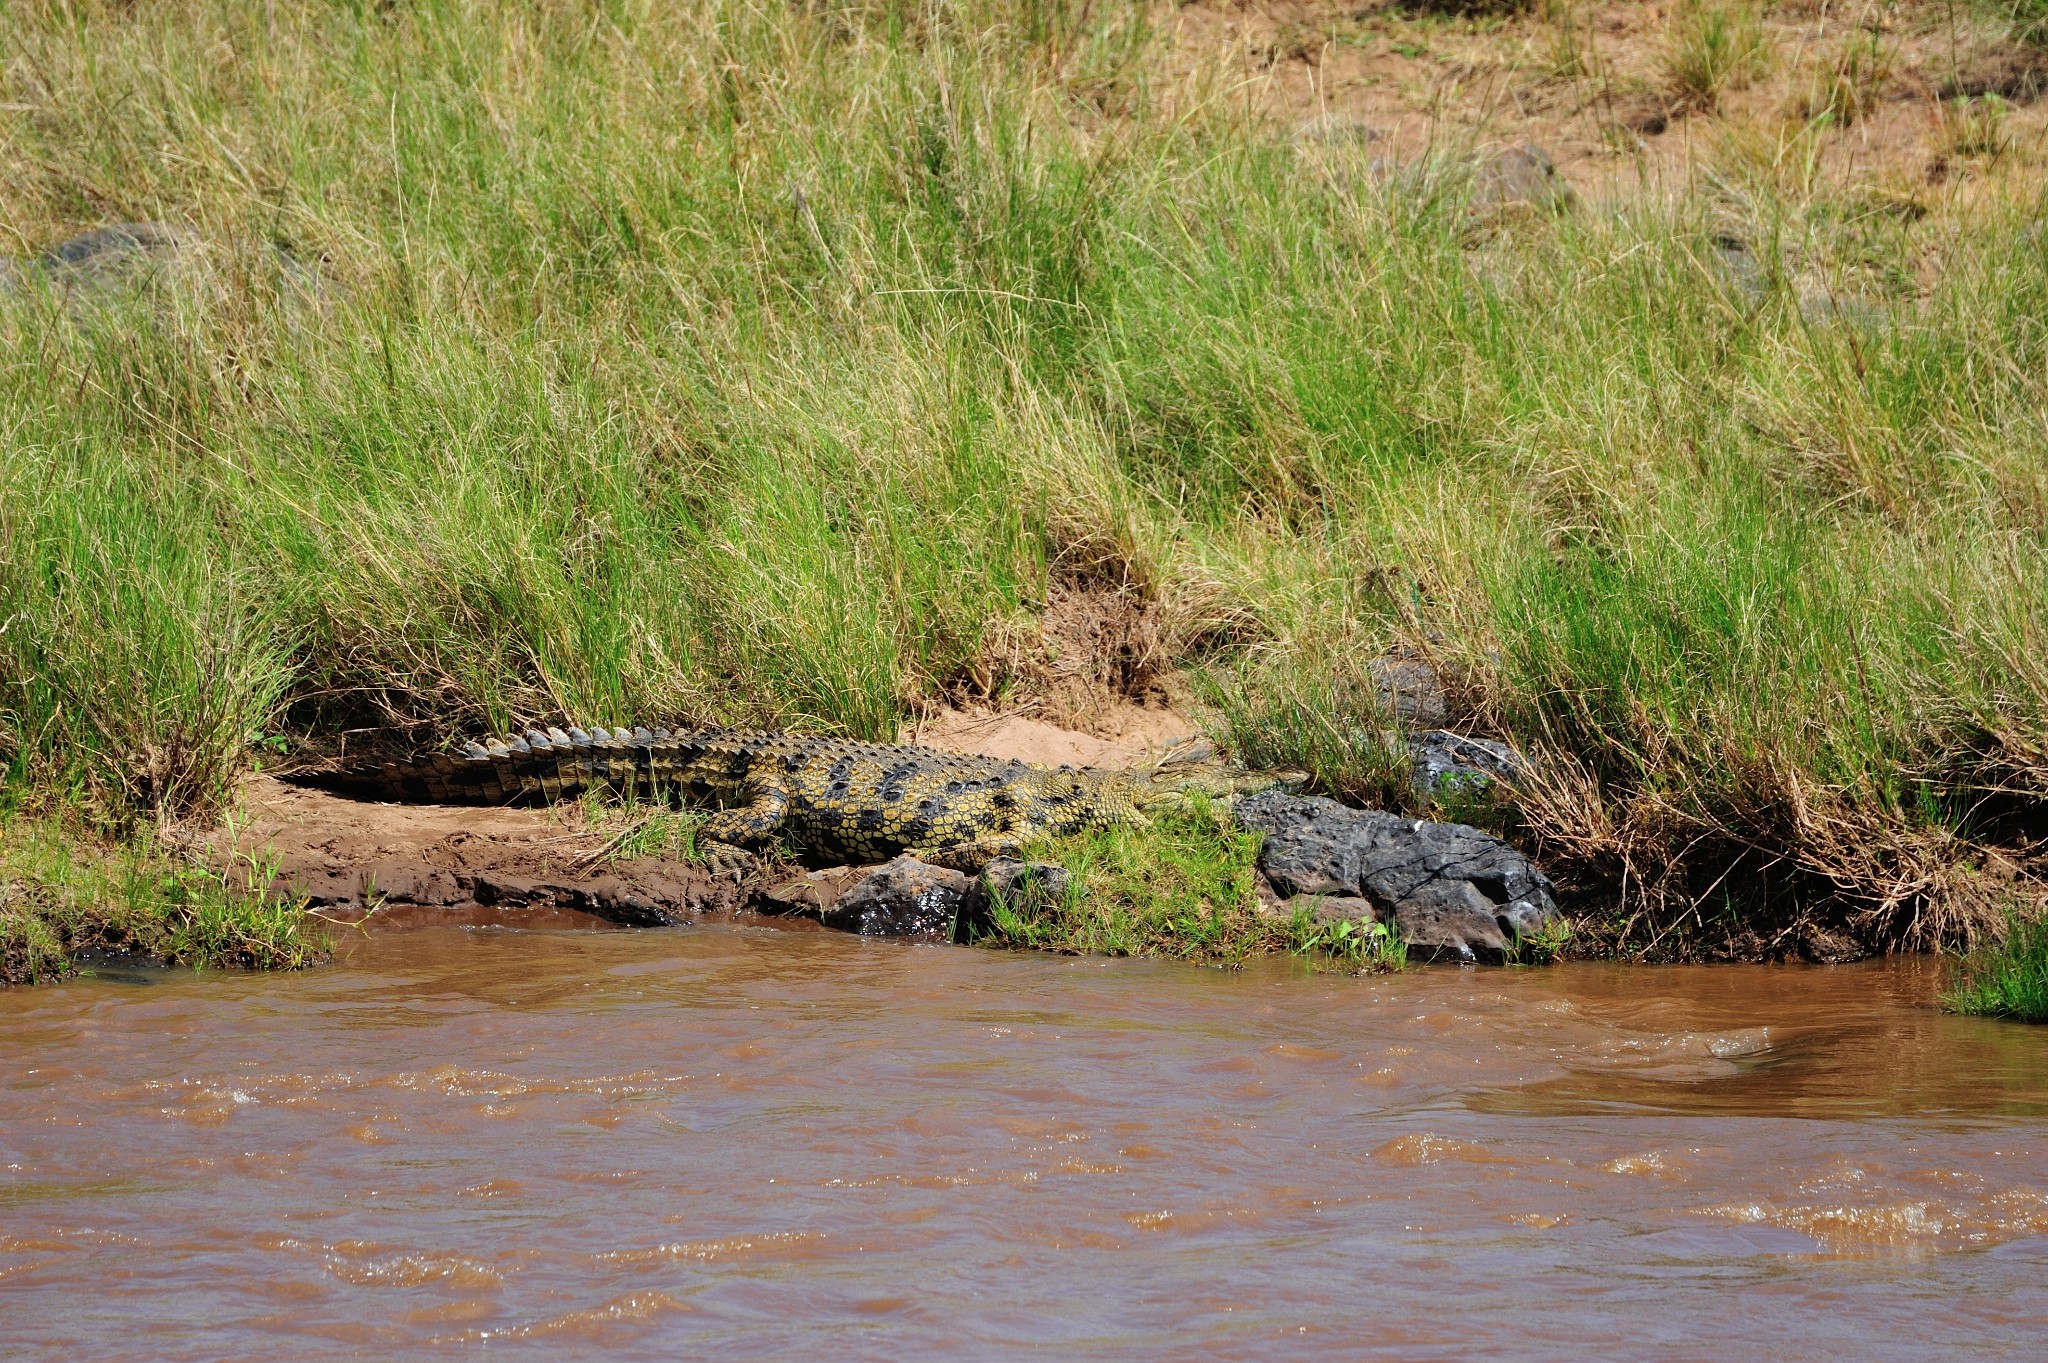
[3,922,2046,1360]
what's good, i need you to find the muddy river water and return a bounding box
[3,920,2046,1360]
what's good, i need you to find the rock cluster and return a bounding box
[1234,791,1559,960]
[1408,730,1527,803]
[762,791,1558,963]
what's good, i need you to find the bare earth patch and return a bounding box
[214,775,740,931]
[1166,0,2048,206]
[903,699,1203,769]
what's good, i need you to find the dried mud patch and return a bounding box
[214,777,741,931]
[960,585,1177,733]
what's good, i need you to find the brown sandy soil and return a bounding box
[903,697,1205,768]
[219,703,1205,932]
[1162,0,2048,203]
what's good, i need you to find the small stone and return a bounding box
[1295,113,1384,145]
[1409,730,1528,802]
[1471,144,1575,215]
[978,859,1071,910]
[821,856,975,939]
[1713,235,1767,301]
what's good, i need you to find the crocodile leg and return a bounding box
[697,774,792,874]
[910,836,1027,874]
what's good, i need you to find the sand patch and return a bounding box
[903,701,1205,769]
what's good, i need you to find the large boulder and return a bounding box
[1234,791,1560,960]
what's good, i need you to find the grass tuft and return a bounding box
[1791,28,1896,127]
[1935,94,2014,161]
[1664,0,1772,108]
[1942,909,2048,1023]
[980,799,1277,963]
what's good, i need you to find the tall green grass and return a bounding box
[0,0,2043,954]
[1943,909,2048,1022]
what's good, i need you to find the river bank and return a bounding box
[3,0,2047,976]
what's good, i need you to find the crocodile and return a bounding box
[297,725,1299,874]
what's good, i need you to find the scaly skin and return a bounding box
[298,725,1295,873]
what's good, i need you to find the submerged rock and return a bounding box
[1234,791,1559,960]
[819,856,976,939]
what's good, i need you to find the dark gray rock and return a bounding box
[3,223,327,308]
[1368,652,1448,727]
[1282,893,1381,929]
[1234,791,1559,960]
[979,858,1071,910]
[1410,730,1527,802]
[820,856,975,939]
[34,222,196,287]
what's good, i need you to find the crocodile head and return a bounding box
[1131,759,1308,812]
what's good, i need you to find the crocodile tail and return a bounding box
[293,724,681,804]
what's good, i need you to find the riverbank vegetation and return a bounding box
[1944,908,2048,1021]
[978,803,1405,970]
[0,817,321,985]
[3,0,2047,973]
